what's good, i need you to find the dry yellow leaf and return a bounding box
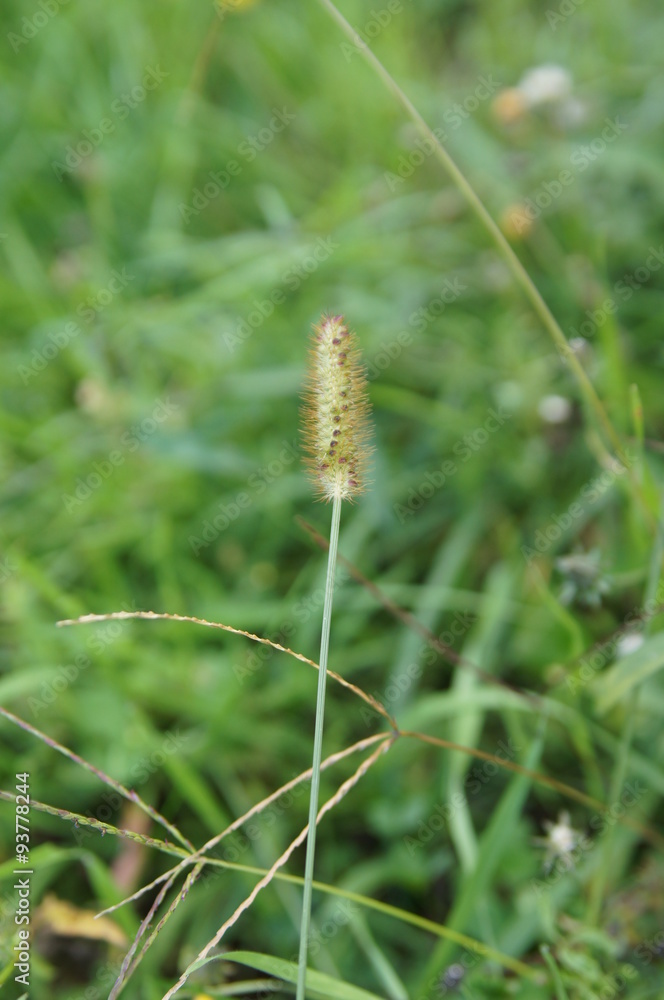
[36,895,127,948]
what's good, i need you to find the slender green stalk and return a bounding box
[296,492,342,1000]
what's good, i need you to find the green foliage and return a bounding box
[1,0,664,997]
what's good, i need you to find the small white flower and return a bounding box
[518,64,573,107]
[616,632,644,658]
[548,817,577,855]
[538,394,572,424]
[534,811,585,873]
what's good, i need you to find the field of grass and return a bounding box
[2,0,664,997]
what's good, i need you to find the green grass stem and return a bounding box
[297,492,343,1000]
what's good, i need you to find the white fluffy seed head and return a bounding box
[301,314,372,502]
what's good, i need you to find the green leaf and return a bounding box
[417,722,545,992]
[205,951,387,1000]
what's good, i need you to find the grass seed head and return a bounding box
[301,314,372,502]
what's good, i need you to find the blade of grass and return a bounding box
[0,789,187,859]
[57,610,396,727]
[540,945,570,1000]
[349,913,409,1000]
[444,562,516,873]
[205,950,386,1000]
[0,705,193,851]
[162,751,231,835]
[417,720,546,992]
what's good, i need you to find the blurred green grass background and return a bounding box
[2,0,664,996]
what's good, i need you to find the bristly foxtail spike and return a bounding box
[301,314,372,502]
